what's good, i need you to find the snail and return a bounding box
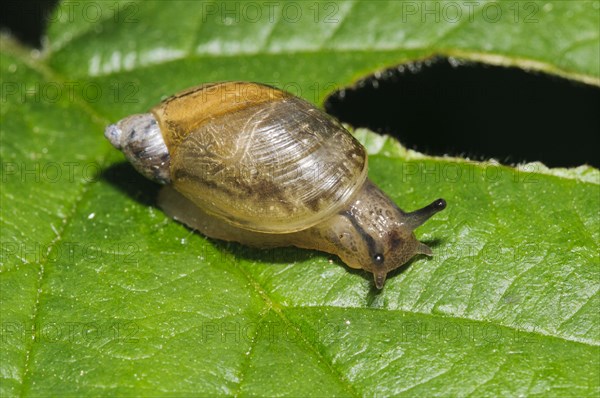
[105,81,446,289]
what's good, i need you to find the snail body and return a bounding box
[105,82,445,289]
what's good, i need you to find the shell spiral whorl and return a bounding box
[105,113,171,184]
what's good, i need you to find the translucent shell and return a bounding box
[152,82,368,233]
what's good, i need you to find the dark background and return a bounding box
[2,0,599,168]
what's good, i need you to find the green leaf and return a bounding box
[1,1,599,396]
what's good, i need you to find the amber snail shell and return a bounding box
[105,82,446,289]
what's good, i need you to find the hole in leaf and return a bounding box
[325,56,600,168]
[0,0,58,48]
